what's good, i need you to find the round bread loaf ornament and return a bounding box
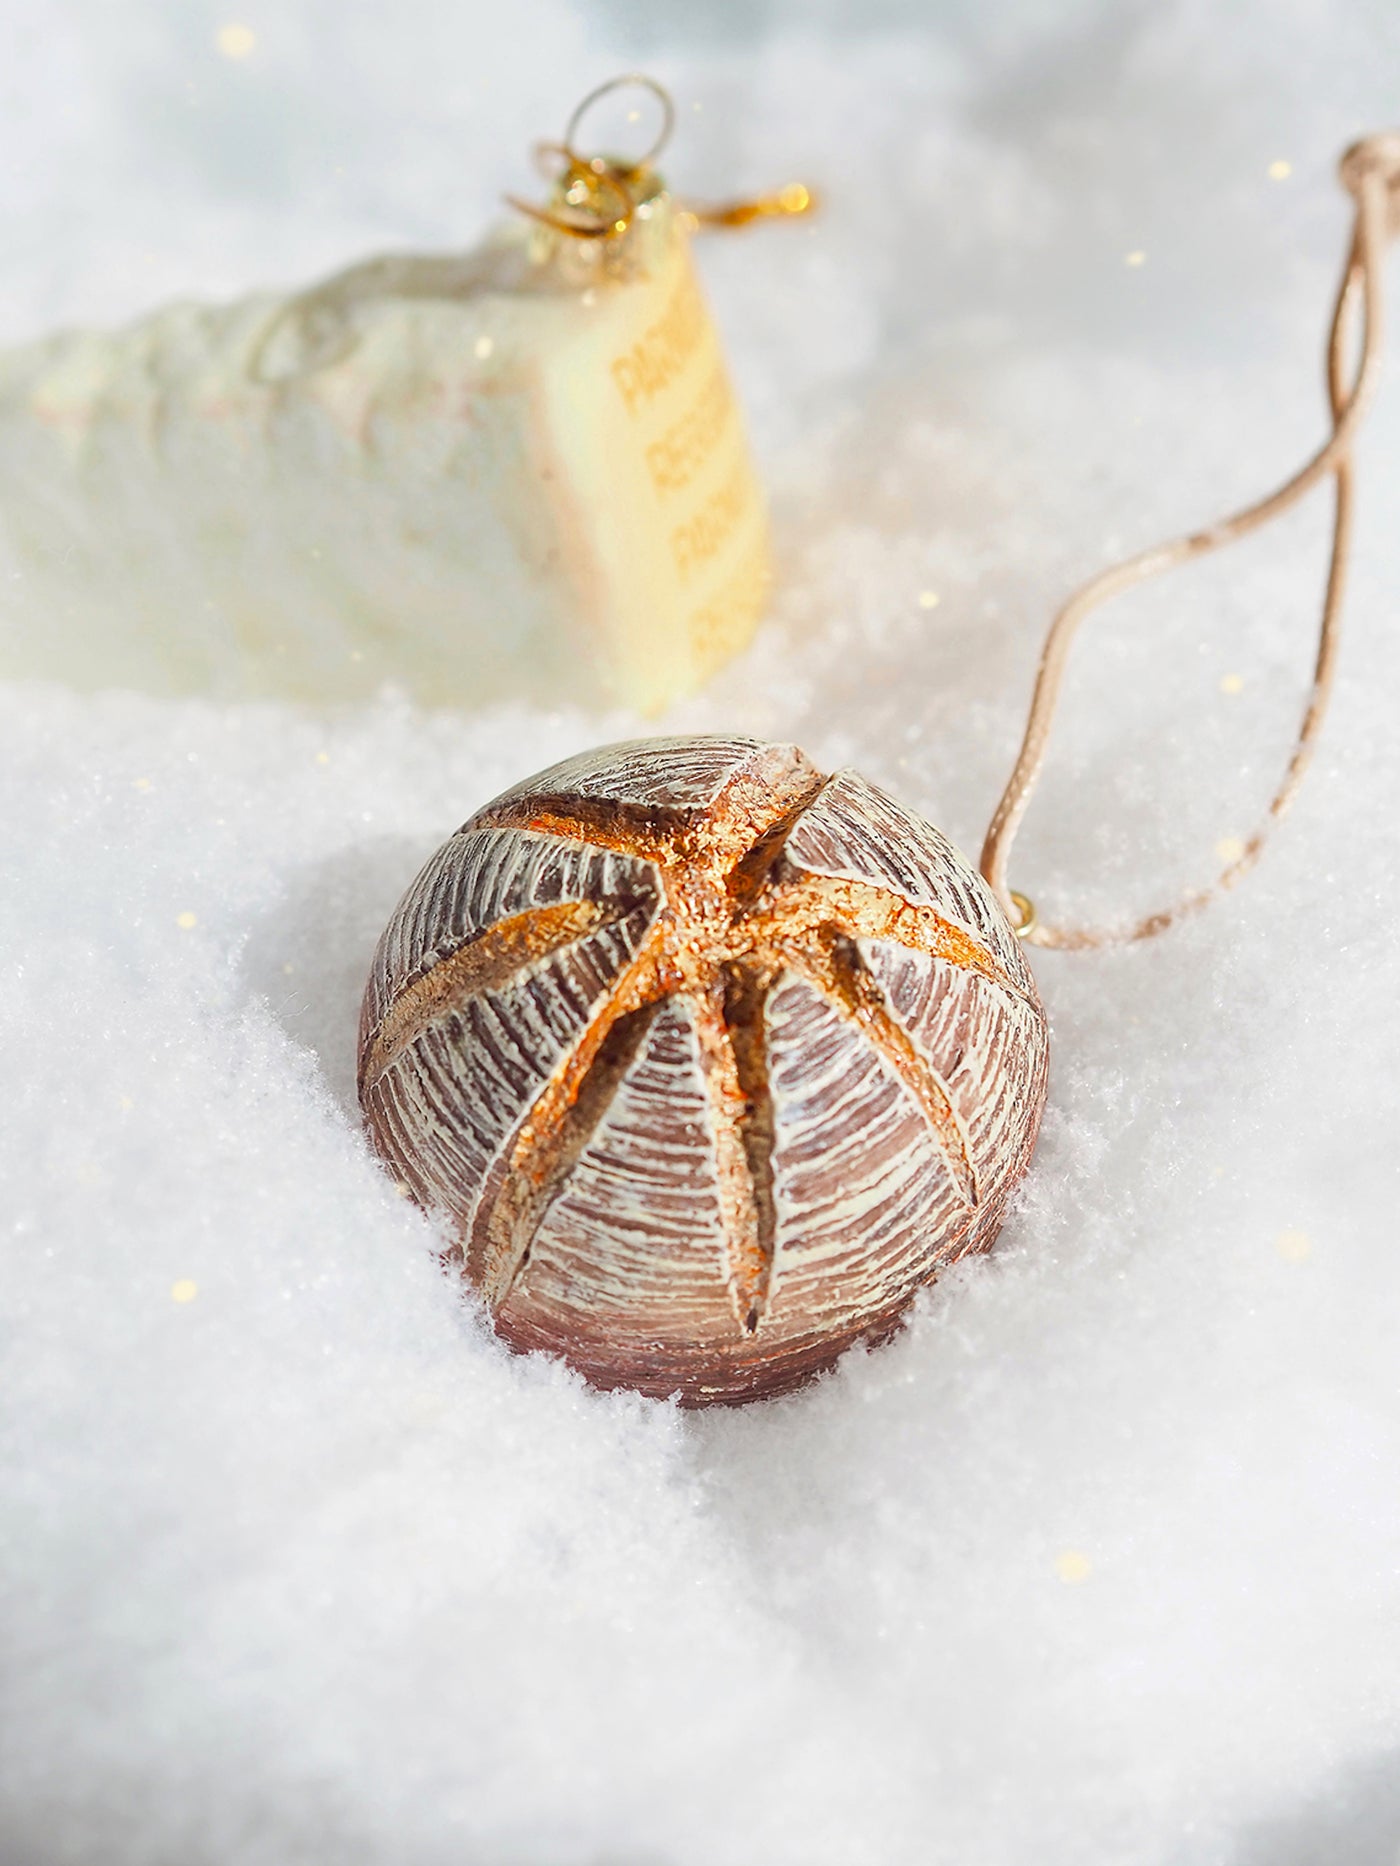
[359,132,1399,1405]
[359,738,1048,1402]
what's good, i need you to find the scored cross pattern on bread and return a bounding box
[359,738,1048,1404]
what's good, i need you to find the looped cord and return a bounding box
[979,132,1400,950]
[507,73,817,244]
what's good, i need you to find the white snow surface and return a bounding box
[4,3,1400,1862]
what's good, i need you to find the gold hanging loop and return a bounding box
[980,131,1400,951]
[507,76,818,246]
[563,73,676,175]
[1008,892,1038,941]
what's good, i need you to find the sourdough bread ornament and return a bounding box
[359,737,1049,1403]
[359,132,1400,1406]
[0,79,806,712]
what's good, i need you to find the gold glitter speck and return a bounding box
[1125,250,1147,268]
[1056,1549,1092,1584]
[1276,1228,1312,1262]
[917,590,941,610]
[1220,672,1244,696]
[1215,836,1246,864]
[171,1279,199,1303]
[176,911,198,930]
[1268,159,1293,181]
[216,23,257,59]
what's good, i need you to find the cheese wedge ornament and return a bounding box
[0,78,809,710]
[359,133,1400,1404]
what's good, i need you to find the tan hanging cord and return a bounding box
[980,132,1400,950]
[507,74,817,244]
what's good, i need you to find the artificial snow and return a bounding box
[3,2,1400,1863]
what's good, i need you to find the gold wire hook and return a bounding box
[504,77,672,244]
[563,73,676,175]
[506,75,818,247]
